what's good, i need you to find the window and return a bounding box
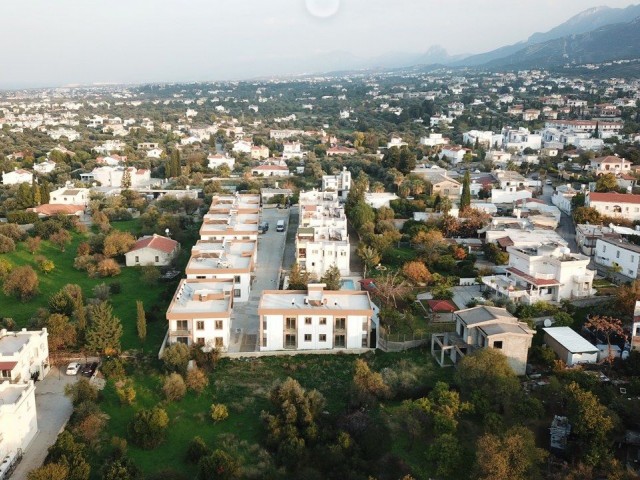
[262,320,267,330]
[335,317,346,330]
[135,256,139,263]
[1,370,11,378]
[234,275,241,283]
[262,335,267,347]
[334,334,346,348]
[603,245,606,253]
[285,334,296,348]
[617,251,620,259]
[215,337,224,348]
[177,337,189,345]
[197,337,205,345]
[215,320,223,330]
[493,341,503,349]
[176,320,188,332]
[155,256,159,262]
[304,334,312,342]
[286,317,296,330]
[319,317,327,325]
[234,289,241,298]
[196,321,205,330]
[305,317,312,325]
[319,334,327,342]
[196,275,206,279]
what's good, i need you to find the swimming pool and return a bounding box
[340,279,356,290]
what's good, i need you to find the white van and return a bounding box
[276,220,285,232]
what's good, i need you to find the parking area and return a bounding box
[228,206,290,352]
[10,367,77,479]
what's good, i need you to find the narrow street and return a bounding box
[539,183,577,252]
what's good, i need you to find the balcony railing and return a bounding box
[170,329,191,336]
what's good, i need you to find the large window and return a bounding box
[196,321,205,330]
[335,318,346,330]
[215,337,224,348]
[319,334,327,342]
[286,317,296,330]
[215,320,223,330]
[176,320,188,332]
[334,334,346,348]
[285,334,296,349]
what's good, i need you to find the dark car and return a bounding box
[82,362,99,377]
[258,221,269,234]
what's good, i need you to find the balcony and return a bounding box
[170,329,191,337]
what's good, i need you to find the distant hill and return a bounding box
[457,3,640,66]
[483,16,640,70]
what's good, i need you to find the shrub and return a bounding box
[116,380,136,405]
[65,378,99,406]
[6,210,38,224]
[0,234,16,253]
[141,265,161,285]
[101,358,126,380]
[77,242,90,256]
[128,407,169,449]
[210,403,229,423]
[96,258,121,277]
[186,367,209,394]
[2,265,39,301]
[92,283,111,301]
[161,343,190,374]
[26,236,41,254]
[35,255,55,274]
[163,373,186,402]
[186,436,210,464]
[0,223,26,242]
[0,258,13,279]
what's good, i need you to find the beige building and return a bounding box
[258,284,377,352]
[431,306,534,375]
[125,234,180,267]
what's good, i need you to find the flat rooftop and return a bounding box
[543,327,598,353]
[260,290,373,311]
[168,280,233,315]
[0,382,31,406]
[0,334,31,354]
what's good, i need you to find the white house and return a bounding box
[419,133,449,147]
[207,154,235,170]
[439,146,467,164]
[594,236,640,279]
[83,166,151,188]
[250,145,270,160]
[543,327,599,366]
[481,244,595,304]
[462,130,498,148]
[590,155,632,177]
[232,140,252,154]
[282,142,304,160]
[387,136,408,149]
[0,328,50,383]
[49,186,90,206]
[0,381,38,462]
[501,127,542,151]
[33,160,56,175]
[146,148,164,159]
[166,279,234,351]
[2,169,33,185]
[585,192,640,222]
[551,184,582,215]
[490,170,532,204]
[364,192,399,209]
[125,234,180,267]
[431,306,533,375]
[258,284,377,352]
[322,167,352,199]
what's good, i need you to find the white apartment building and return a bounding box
[199,194,260,241]
[481,244,595,305]
[185,239,257,302]
[439,146,467,164]
[231,140,252,154]
[490,170,533,204]
[270,129,304,140]
[297,191,350,277]
[321,167,352,199]
[544,120,622,138]
[258,284,377,352]
[282,142,304,160]
[33,160,56,174]
[166,279,234,351]
[585,192,640,222]
[0,328,50,384]
[462,130,500,148]
[0,381,38,462]
[551,184,582,214]
[82,166,151,188]
[49,186,90,206]
[419,133,449,147]
[501,127,542,151]
[594,236,640,279]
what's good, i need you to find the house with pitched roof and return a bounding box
[585,192,640,221]
[125,234,180,267]
[431,306,534,375]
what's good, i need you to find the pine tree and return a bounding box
[136,300,147,343]
[40,182,50,204]
[86,302,123,355]
[16,183,33,208]
[460,170,471,212]
[320,264,341,291]
[74,297,87,333]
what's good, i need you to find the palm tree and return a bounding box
[358,246,380,278]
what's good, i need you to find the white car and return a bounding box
[66,362,80,376]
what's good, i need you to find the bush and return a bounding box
[186,436,210,464]
[92,283,111,301]
[6,210,38,224]
[101,358,126,380]
[109,282,122,294]
[210,403,229,423]
[0,234,16,253]
[128,407,169,449]
[141,265,161,285]
[65,378,99,406]
[0,223,26,242]
[163,373,186,402]
[162,343,190,374]
[186,367,209,394]
[35,255,55,274]
[96,258,121,277]
[2,265,39,301]
[116,380,136,405]
[0,258,13,279]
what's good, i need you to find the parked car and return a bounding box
[258,221,269,234]
[82,362,98,377]
[276,220,285,232]
[66,362,81,376]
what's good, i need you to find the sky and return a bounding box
[0,0,636,88]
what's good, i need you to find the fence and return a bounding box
[378,332,430,352]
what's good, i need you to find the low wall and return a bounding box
[221,348,374,359]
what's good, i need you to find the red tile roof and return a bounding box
[31,204,84,216]
[589,192,640,204]
[129,234,178,254]
[506,267,561,287]
[426,299,457,313]
[0,361,17,370]
[496,237,514,248]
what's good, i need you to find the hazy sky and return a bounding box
[0,0,636,88]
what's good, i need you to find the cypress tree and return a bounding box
[460,170,471,212]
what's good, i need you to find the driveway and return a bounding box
[10,367,77,479]
[228,207,290,352]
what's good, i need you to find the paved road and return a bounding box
[228,207,289,352]
[282,206,298,271]
[10,368,77,479]
[540,184,578,252]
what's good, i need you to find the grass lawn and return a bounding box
[96,349,447,478]
[1,225,176,351]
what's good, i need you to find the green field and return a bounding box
[96,349,451,478]
[0,222,179,351]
